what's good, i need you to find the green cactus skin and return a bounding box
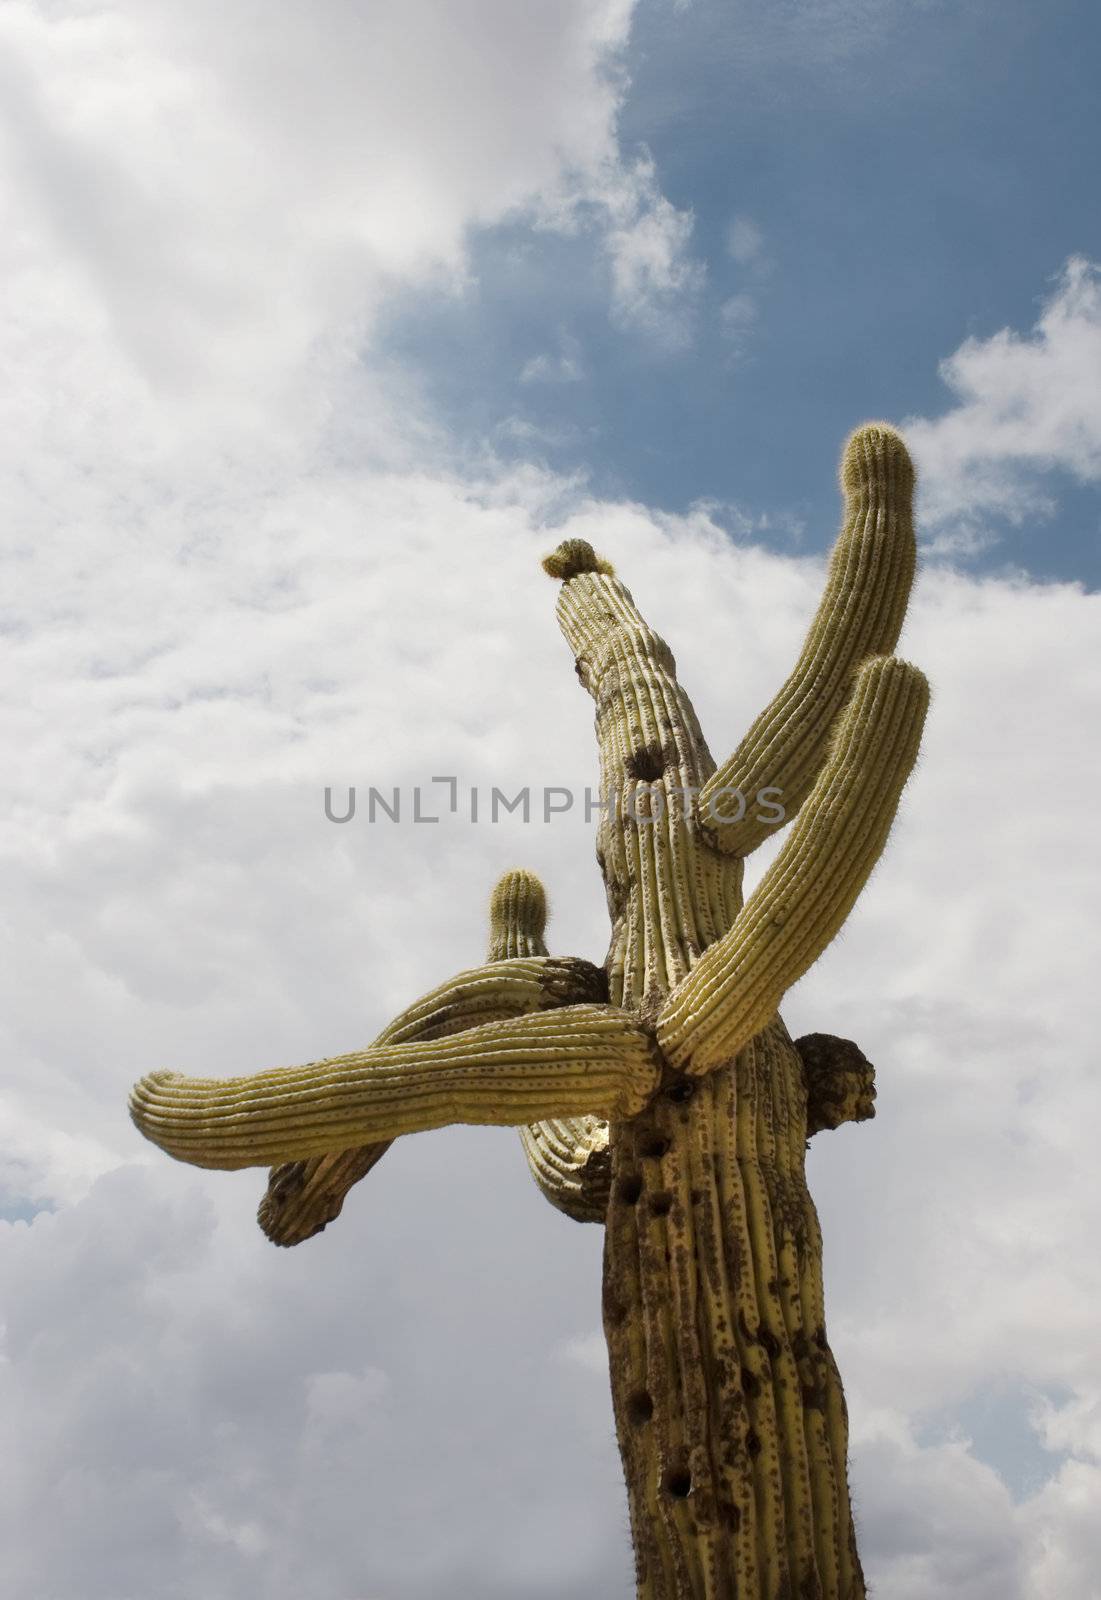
[128,423,929,1600]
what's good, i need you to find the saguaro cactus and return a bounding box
[130,423,928,1599]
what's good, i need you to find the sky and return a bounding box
[0,1,1098,1597]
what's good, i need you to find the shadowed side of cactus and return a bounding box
[129,423,929,1600]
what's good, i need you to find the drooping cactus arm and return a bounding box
[130,1002,660,1170]
[255,953,605,1244]
[699,424,917,857]
[518,1115,612,1222]
[658,654,929,1074]
[493,867,614,1224]
[258,884,617,1244]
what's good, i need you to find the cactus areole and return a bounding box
[130,424,929,1599]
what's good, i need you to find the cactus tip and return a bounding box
[840,422,916,499]
[490,868,548,938]
[541,539,615,581]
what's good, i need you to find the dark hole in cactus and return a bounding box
[639,1134,670,1159]
[742,1369,761,1399]
[663,1466,692,1499]
[649,1190,674,1217]
[625,743,666,782]
[617,1173,643,1205]
[626,1389,654,1426]
[665,1077,695,1104]
[746,1429,762,1458]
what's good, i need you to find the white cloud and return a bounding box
[905,256,1101,551]
[0,0,703,443]
[520,333,586,384]
[726,213,765,268]
[596,153,705,346]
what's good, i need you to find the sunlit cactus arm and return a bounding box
[699,423,917,857]
[795,1033,877,1136]
[256,951,606,1245]
[492,867,614,1224]
[658,655,930,1074]
[130,1003,660,1170]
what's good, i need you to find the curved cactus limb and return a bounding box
[491,867,614,1224]
[130,1003,660,1170]
[658,654,930,1075]
[699,423,917,857]
[795,1033,877,1137]
[256,952,605,1244]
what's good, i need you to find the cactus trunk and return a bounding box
[603,1038,862,1599]
[554,543,864,1598]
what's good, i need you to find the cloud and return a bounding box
[0,0,705,436]
[594,153,705,346]
[904,256,1101,552]
[726,214,766,268]
[520,333,586,384]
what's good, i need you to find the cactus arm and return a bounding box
[255,952,607,1243]
[657,654,930,1074]
[541,538,745,1012]
[795,1033,877,1136]
[486,868,550,962]
[699,424,917,857]
[490,868,613,1224]
[130,1003,660,1170]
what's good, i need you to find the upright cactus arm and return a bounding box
[658,654,929,1074]
[494,868,613,1224]
[486,868,550,962]
[257,951,607,1244]
[130,998,660,1170]
[699,423,917,857]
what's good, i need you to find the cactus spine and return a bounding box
[129,423,929,1599]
